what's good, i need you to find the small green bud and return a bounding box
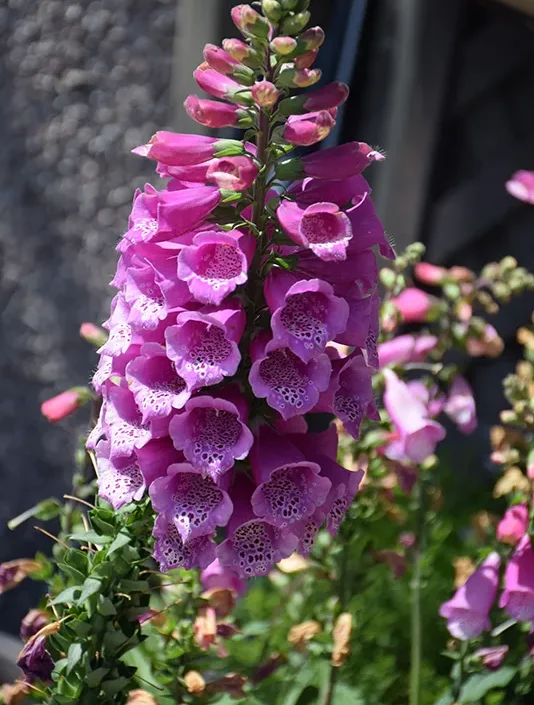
[280,0,299,9]
[493,281,511,302]
[406,241,426,258]
[213,138,247,158]
[222,38,264,69]
[379,268,396,289]
[277,66,321,88]
[297,0,311,9]
[220,190,243,204]
[231,5,271,40]
[262,0,283,22]
[443,282,461,300]
[500,256,518,274]
[281,10,311,35]
[481,262,500,281]
[298,26,325,51]
[273,255,299,271]
[270,35,298,55]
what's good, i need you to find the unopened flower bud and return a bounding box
[222,38,263,68]
[281,10,311,35]
[0,559,40,595]
[448,265,474,282]
[493,281,511,302]
[379,268,397,289]
[126,691,158,705]
[41,387,92,423]
[80,322,108,347]
[279,80,348,114]
[184,672,206,695]
[283,110,334,146]
[231,5,271,39]
[203,44,256,85]
[332,613,352,667]
[270,35,298,55]
[262,0,283,22]
[20,609,49,642]
[251,80,280,107]
[278,67,321,88]
[281,0,299,9]
[474,646,509,671]
[295,49,318,69]
[297,26,325,51]
[185,95,253,129]
[288,620,321,649]
[506,169,534,205]
[500,255,518,273]
[413,262,447,286]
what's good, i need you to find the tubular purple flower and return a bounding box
[153,513,216,572]
[201,558,247,596]
[96,441,146,510]
[249,425,331,528]
[265,269,349,361]
[499,535,534,622]
[206,155,258,191]
[383,369,445,463]
[194,67,253,106]
[279,81,349,115]
[184,95,249,129]
[125,343,190,422]
[378,334,439,368]
[136,437,184,486]
[444,376,477,434]
[17,634,55,684]
[277,141,384,181]
[169,395,253,481]
[133,132,245,167]
[178,229,255,305]
[203,44,252,79]
[283,110,335,147]
[150,463,233,542]
[165,304,244,391]
[217,479,298,578]
[249,332,331,419]
[439,552,500,640]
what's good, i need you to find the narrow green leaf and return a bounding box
[101,677,130,696]
[67,643,83,675]
[70,531,111,545]
[98,597,117,616]
[50,586,81,606]
[76,577,103,605]
[107,530,131,556]
[85,667,110,688]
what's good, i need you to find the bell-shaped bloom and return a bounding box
[217,479,298,578]
[96,441,146,509]
[292,508,327,556]
[283,111,335,147]
[125,343,190,422]
[133,131,244,167]
[136,437,184,486]
[41,387,91,423]
[506,170,534,205]
[474,646,509,671]
[444,376,477,435]
[413,262,447,286]
[150,464,233,542]
[169,394,253,480]
[152,513,216,572]
[17,635,55,684]
[165,304,244,391]
[500,535,534,622]
[201,558,247,596]
[281,81,348,114]
[439,552,501,640]
[178,229,255,305]
[301,142,384,180]
[184,95,249,129]
[264,267,349,362]
[249,425,331,528]
[383,369,446,463]
[123,263,186,332]
[391,287,438,323]
[334,291,373,349]
[378,334,438,368]
[194,67,253,106]
[497,504,528,545]
[206,156,258,191]
[98,294,133,358]
[249,332,331,420]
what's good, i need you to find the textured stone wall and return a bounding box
[0,0,177,635]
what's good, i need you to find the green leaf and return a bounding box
[85,667,110,688]
[67,643,83,675]
[98,597,117,616]
[70,530,111,545]
[433,692,454,705]
[50,586,82,605]
[107,530,131,556]
[329,684,365,705]
[101,677,130,696]
[459,666,516,703]
[119,579,149,592]
[76,577,103,605]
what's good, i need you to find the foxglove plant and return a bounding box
[88,0,388,579]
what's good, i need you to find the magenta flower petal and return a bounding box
[169,395,253,480]
[302,141,384,180]
[299,202,353,261]
[331,354,377,439]
[500,535,534,622]
[265,268,349,362]
[292,508,327,556]
[249,334,331,419]
[346,193,394,259]
[96,441,146,510]
[378,334,438,368]
[206,156,258,191]
[444,376,477,435]
[506,170,534,205]
[440,552,500,640]
[200,558,247,596]
[136,437,185,487]
[497,504,528,545]
[152,513,216,571]
[150,463,233,542]
[104,385,157,460]
[283,110,335,147]
[185,95,243,129]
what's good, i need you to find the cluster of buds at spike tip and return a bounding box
[88,0,391,579]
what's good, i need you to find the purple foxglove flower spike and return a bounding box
[126,343,190,422]
[249,332,331,419]
[96,441,146,510]
[150,463,233,542]
[500,535,534,622]
[249,425,331,528]
[383,369,446,463]
[169,394,253,481]
[217,479,298,578]
[165,304,244,391]
[264,267,349,361]
[178,229,255,305]
[153,513,216,572]
[440,552,500,640]
[378,334,438,368]
[444,376,477,435]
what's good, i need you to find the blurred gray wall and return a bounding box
[0,0,177,635]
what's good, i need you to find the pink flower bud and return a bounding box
[298,26,325,51]
[278,67,322,88]
[413,262,447,286]
[231,4,271,39]
[474,646,509,671]
[206,155,258,191]
[391,287,437,323]
[222,38,262,68]
[295,49,318,69]
[133,131,244,167]
[497,503,528,545]
[79,322,108,347]
[278,81,349,116]
[283,110,335,146]
[184,95,250,129]
[500,535,534,622]
[41,387,91,423]
[203,44,255,84]
[378,334,438,368]
[270,36,298,55]
[194,67,253,106]
[444,376,477,434]
[251,80,279,107]
[449,265,474,283]
[302,141,383,180]
[506,170,534,205]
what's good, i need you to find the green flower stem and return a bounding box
[409,477,425,705]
